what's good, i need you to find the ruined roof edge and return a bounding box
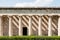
[0,7,60,10]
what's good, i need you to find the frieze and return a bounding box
[0,10,60,14]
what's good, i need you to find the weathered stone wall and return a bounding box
[0,10,60,14]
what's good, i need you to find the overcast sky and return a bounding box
[0,0,60,7]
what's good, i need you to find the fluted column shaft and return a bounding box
[9,16,12,36]
[48,16,52,36]
[28,16,32,35]
[38,16,42,36]
[19,16,22,36]
[58,16,60,36]
[0,16,3,36]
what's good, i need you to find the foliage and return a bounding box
[0,36,60,40]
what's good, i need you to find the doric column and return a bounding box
[19,16,22,36]
[0,16,3,36]
[38,15,42,36]
[58,16,60,36]
[48,16,52,36]
[9,16,12,36]
[28,16,32,35]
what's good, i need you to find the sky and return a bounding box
[0,0,60,7]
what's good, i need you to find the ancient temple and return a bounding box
[0,7,60,36]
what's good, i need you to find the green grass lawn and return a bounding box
[0,36,60,40]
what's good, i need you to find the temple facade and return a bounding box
[0,7,60,36]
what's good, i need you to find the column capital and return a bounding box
[8,15,12,16]
[29,15,32,17]
[58,15,60,16]
[38,16,42,17]
[8,15,12,18]
[0,14,3,16]
[48,15,53,18]
[18,15,22,16]
[18,15,22,17]
[58,15,60,18]
[0,15,3,17]
[38,15,42,17]
[0,16,2,18]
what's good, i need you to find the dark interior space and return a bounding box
[23,27,27,35]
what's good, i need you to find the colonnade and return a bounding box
[0,15,60,36]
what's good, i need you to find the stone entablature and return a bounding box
[0,15,59,36]
[0,8,60,14]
